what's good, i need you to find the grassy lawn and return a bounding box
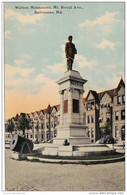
[29,152,124,161]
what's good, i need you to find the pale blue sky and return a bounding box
[4,2,125,118]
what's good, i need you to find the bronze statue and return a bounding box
[65,36,77,71]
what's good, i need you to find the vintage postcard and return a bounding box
[2,1,125,193]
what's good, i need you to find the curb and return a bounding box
[27,155,125,165]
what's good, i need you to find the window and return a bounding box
[115,111,119,120]
[86,102,94,110]
[39,115,43,120]
[46,114,49,119]
[46,122,49,128]
[73,99,79,113]
[41,133,44,139]
[117,96,121,104]
[115,126,118,137]
[41,123,44,129]
[91,128,94,138]
[121,110,125,120]
[87,116,90,123]
[35,134,38,138]
[106,112,111,122]
[8,134,11,138]
[121,126,125,140]
[91,115,94,123]
[35,122,39,130]
[87,103,91,110]
[51,121,54,127]
[88,131,90,137]
[54,130,57,137]
[64,100,68,113]
[99,114,103,122]
[122,95,125,104]
[54,121,57,127]
[101,104,104,108]
[91,102,95,110]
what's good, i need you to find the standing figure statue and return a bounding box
[65,36,77,71]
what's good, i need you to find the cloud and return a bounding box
[60,44,65,52]
[5,64,35,93]
[75,54,96,68]
[14,55,32,66]
[22,54,32,59]
[5,64,35,79]
[5,9,44,24]
[95,39,116,49]
[42,58,49,64]
[105,72,124,89]
[5,31,11,38]
[33,73,55,84]
[18,27,36,34]
[5,64,58,98]
[79,11,119,28]
[44,43,66,75]
[47,45,96,73]
[5,76,24,88]
[47,63,65,74]
[5,82,59,119]
[55,44,65,58]
[5,71,59,119]
[14,59,25,65]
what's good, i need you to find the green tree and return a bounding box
[17,113,33,137]
[5,118,14,133]
[103,121,112,136]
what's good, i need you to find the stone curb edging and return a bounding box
[27,155,125,165]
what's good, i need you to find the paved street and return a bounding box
[5,149,125,191]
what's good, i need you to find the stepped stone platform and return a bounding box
[27,154,124,165]
[42,144,115,157]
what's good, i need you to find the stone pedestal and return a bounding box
[53,70,90,145]
[42,70,116,156]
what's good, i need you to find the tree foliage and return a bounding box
[17,113,33,137]
[5,119,14,133]
[103,121,112,136]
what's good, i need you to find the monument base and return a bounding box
[53,137,90,145]
[42,69,117,157]
[53,124,91,145]
[42,144,116,157]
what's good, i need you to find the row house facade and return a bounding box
[84,79,125,143]
[112,79,125,143]
[84,90,100,143]
[10,79,125,144]
[29,105,59,142]
[11,105,59,143]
